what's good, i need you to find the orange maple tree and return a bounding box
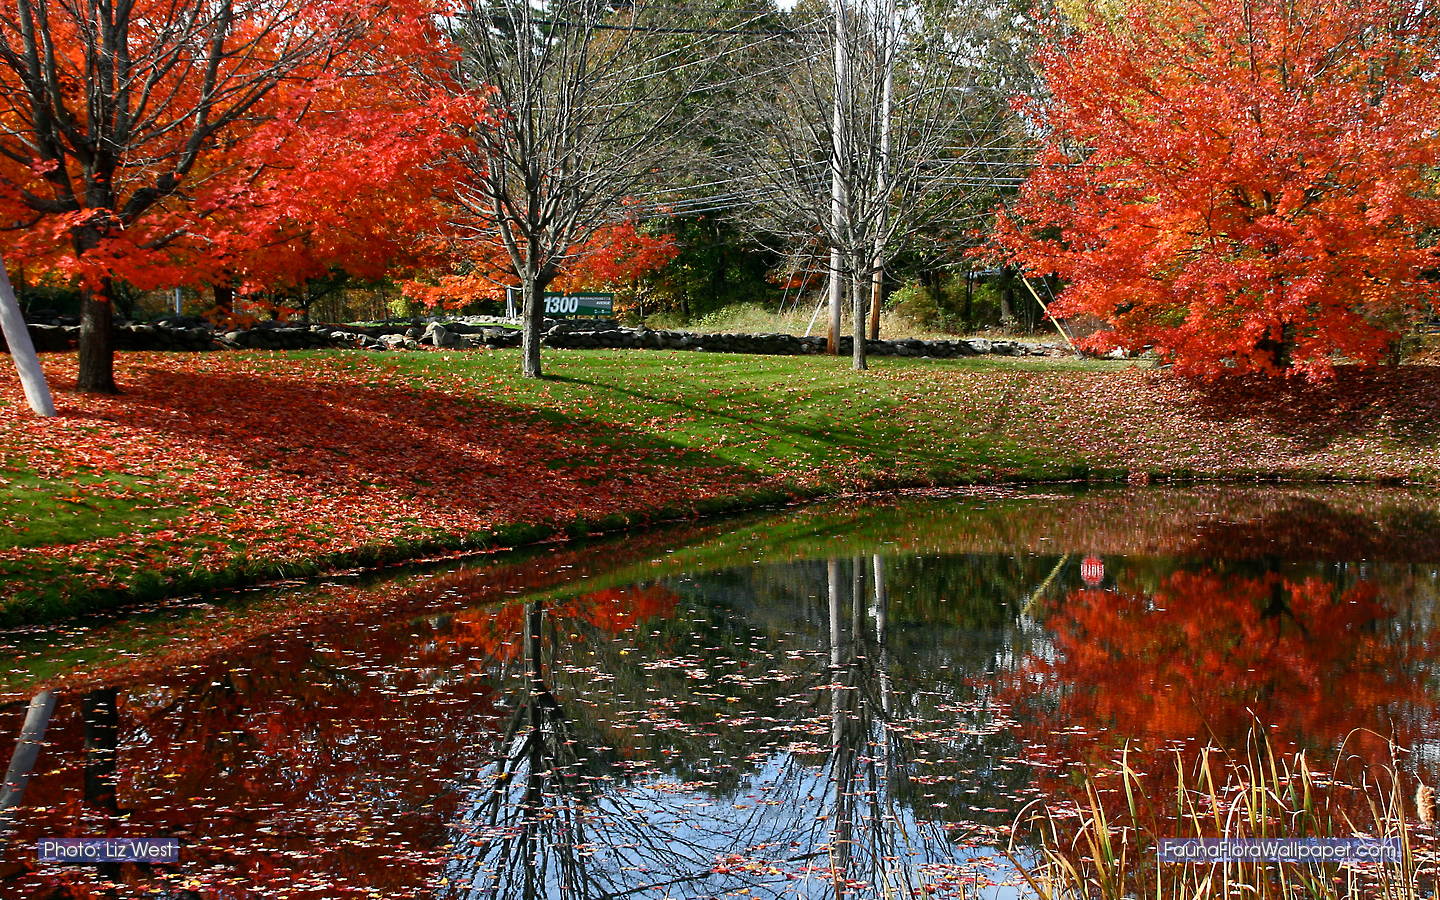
[405,221,678,312]
[990,0,1440,377]
[0,0,463,391]
[201,80,474,321]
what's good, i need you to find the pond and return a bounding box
[1,485,1439,898]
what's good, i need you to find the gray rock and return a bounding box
[23,324,74,352]
[424,322,461,349]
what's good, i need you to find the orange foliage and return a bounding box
[404,221,678,310]
[990,0,1440,376]
[0,0,472,295]
[553,223,680,291]
[439,585,682,660]
[1010,569,1437,764]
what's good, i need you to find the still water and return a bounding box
[0,485,1438,898]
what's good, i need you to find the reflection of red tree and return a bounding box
[1003,569,1440,889]
[8,631,507,899]
[440,584,681,660]
[1010,570,1438,765]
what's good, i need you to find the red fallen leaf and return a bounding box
[0,353,771,606]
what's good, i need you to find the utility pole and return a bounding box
[827,0,848,355]
[867,0,895,343]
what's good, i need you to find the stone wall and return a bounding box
[2,316,1071,359]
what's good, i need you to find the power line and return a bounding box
[455,11,823,35]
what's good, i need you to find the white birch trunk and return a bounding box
[0,257,56,417]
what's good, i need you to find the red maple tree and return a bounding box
[200,79,474,321]
[990,0,1440,376]
[0,0,460,391]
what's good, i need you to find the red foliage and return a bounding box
[554,222,680,291]
[0,0,470,296]
[989,0,1440,377]
[439,585,681,660]
[1007,569,1438,767]
[404,221,678,310]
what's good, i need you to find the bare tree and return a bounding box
[0,0,380,392]
[444,0,783,378]
[716,0,1031,369]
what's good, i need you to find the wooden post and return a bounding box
[868,271,883,340]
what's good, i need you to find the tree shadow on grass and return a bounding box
[1177,366,1440,452]
[68,366,763,529]
[543,373,971,469]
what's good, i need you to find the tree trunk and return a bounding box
[999,267,1017,329]
[525,599,544,690]
[0,691,57,816]
[851,270,868,371]
[868,268,882,340]
[77,283,117,393]
[1257,323,1295,370]
[921,269,941,295]
[827,247,843,354]
[963,270,974,330]
[0,257,56,416]
[212,283,236,321]
[82,688,119,812]
[520,275,546,379]
[72,224,118,394]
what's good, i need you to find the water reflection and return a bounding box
[1011,567,1440,765]
[0,487,1436,897]
[451,599,594,899]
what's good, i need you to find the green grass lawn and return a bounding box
[0,469,180,550]
[373,350,1134,484]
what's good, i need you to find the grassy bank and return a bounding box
[2,349,1439,624]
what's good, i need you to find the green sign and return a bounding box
[506,290,614,318]
[545,293,613,317]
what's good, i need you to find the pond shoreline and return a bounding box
[11,485,1439,898]
[4,351,1438,625]
[4,480,1436,706]
[2,467,1429,631]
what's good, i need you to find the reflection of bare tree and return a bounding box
[815,556,953,898]
[444,586,891,900]
[449,599,599,900]
[448,599,724,899]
